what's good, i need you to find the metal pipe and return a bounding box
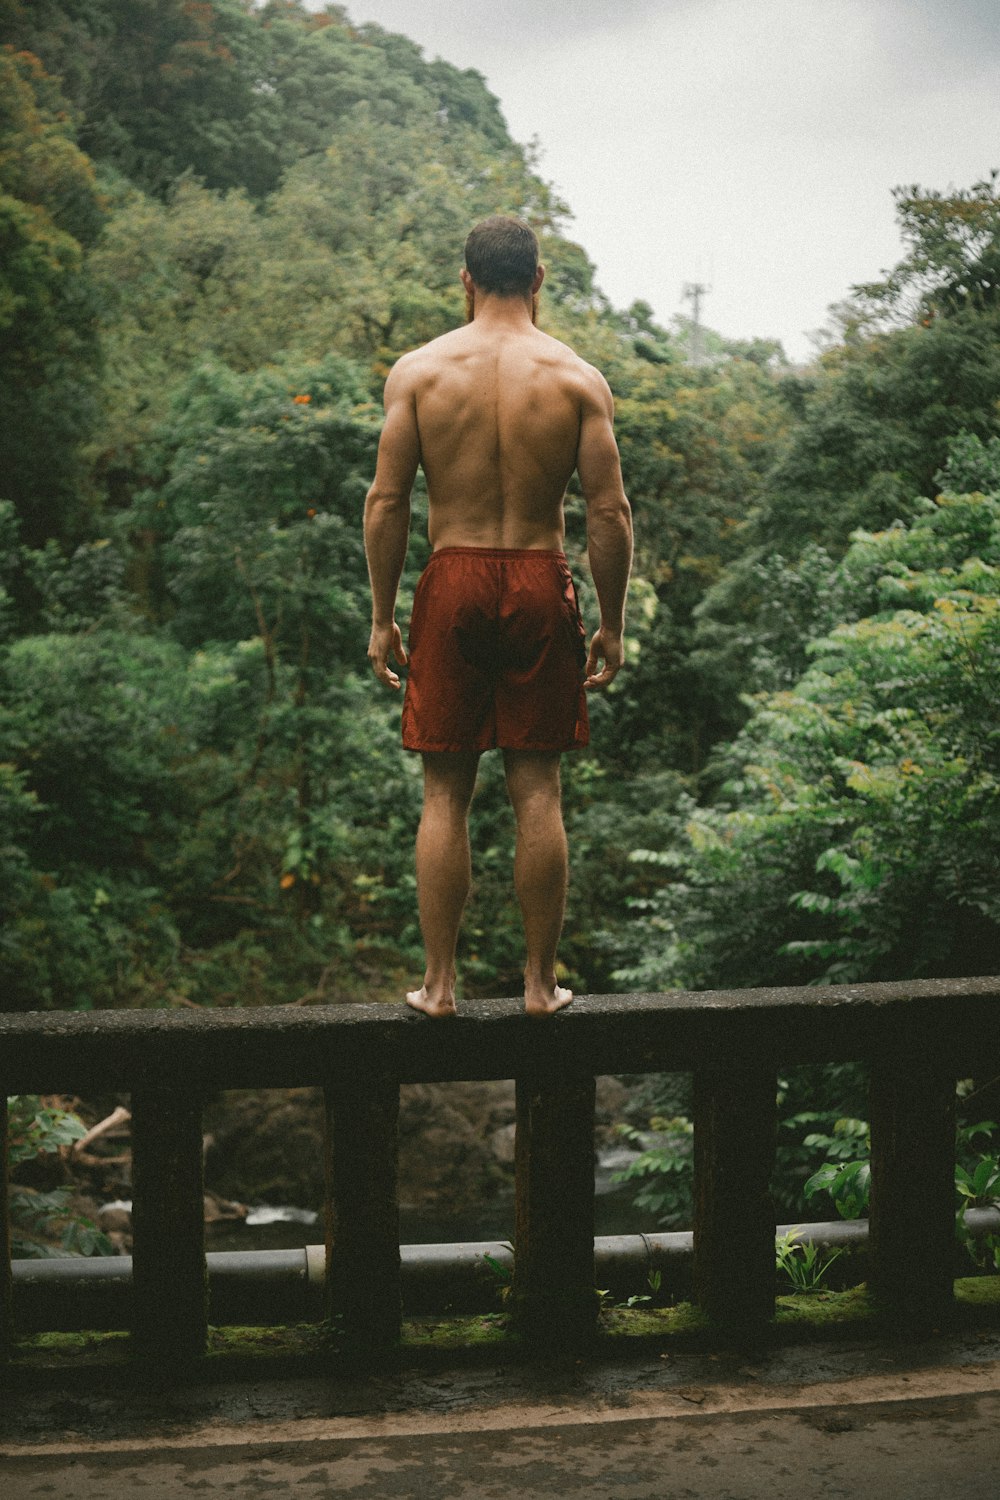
[11,1210,1000,1332]
[11,1248,323,1333]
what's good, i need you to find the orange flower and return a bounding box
[280,872,296,889]
[306,507,317,518]
[292,393,311,405]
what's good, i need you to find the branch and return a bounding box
[68,1105,132,1160]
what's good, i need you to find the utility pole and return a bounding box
[682,280,711,366]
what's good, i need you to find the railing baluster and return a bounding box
[1,1094,11,1362]
[324,1071,400,1357]
[693,1062,777,1329]
[869,1059,956,1326]
[130,1085,207,1359]
[512,1070,597,1344]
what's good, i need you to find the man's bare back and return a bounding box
[364,215,632,1018]
[368,285,628,560]
[388,318,611,552]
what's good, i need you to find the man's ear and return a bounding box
[532,264,545,294]
[460,267,475,295]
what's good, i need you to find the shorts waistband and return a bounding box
[427,546,567,562]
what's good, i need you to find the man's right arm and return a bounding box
[576,369,633,689]
[364,359,421,690]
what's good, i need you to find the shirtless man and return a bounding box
[365,215,632,1017]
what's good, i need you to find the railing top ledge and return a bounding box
[3,973,1000,1033]
[2,976,999,1090]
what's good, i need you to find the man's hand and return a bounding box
[368,621,408,690]
[583,626,624,690]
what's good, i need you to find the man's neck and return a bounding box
[469,291,536,330]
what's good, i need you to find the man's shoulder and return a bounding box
[410,326,475,362]
[386,329,469,387]
[535,332,612,403]
[388,326,611,402]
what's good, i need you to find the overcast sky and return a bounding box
[312,1,1000,360]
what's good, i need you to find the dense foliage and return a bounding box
[2,0,999,1029]
[617,463,1000,992]
[6,1094,113,1256]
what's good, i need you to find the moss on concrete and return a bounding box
[12,1329,130,1363]
[402,1314,510,1351]
[955,1274,1000,1312]
[775,1285,874,1330]
[204,1324,325,1360]
[5,1276,998,1385]
[600,1302,710,1340]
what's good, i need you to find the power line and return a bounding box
[682,281,711,366]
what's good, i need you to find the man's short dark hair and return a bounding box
[464,215,539,296]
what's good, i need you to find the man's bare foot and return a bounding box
[524,980,574,1017]
[405,984,458,1018]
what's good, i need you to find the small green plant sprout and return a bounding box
[624,1268,663,1308]
[775,1228,844,1293]
[481,1248,514,1303]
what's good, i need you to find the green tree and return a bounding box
[0,46,103,545]
[692,179,1000,736]
[88,177,268,466]
[77,0,281,196]
[854,174,1000,323]
[0,0,111,115]
[603,354,790,773]
[618,473,1000,991]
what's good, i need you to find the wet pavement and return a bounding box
[3,1329,1000,1498]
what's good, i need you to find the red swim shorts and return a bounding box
[401,546,589,754]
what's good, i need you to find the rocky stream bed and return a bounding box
[14,1078,659,1256]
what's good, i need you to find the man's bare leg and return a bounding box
[407,750,480,1017]
[503,749,574,1016]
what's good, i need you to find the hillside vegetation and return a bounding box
[2,1,1000,1012]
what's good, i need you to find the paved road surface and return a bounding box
[3,1332,999,1498]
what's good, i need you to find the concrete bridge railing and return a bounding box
[3,977,999,1362]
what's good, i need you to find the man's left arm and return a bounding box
[364,360,421,689]
[577,369,633,689]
